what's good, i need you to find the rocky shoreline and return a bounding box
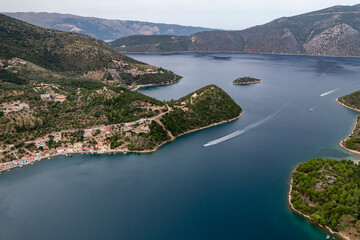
[131,77,182,91]
[336,98,360,155]
[288,169,350,240]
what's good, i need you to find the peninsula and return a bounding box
[0,84,242,172]
[0,14,242,172]
[232,77,261,85]
[289,158,360,240]
[337,91,360,154]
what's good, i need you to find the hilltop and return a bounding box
[2,12,214,41]
[110,4,360,57]
[0,13,180,88]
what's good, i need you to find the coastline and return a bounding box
[336,98,360,113]
[176,111,243,138]
[0,111,242,173]
[131,77,182,91]
[124,50,360,59]
[288,169,350,240]
[336,98,360,155]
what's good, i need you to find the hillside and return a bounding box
[0,82,242,163]
[161,85,242,137]
[0,13,180,88]
[2,12,214,41]
[338,91,360,111]
[110,4,360,57]
[290,158,360,240]
[337,91,360,153]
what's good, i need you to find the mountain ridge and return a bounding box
[109,4,360,57]
[0,13,180,88]
[2,12,215,41]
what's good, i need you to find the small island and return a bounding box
[337,91,360,154]
[232,77,261,85]
[289,158,360,240]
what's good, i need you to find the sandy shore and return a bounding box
[336,98,360,155]
[288,169,350,240]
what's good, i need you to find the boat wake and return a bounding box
[203,112,278,147]
[320,88,340,97]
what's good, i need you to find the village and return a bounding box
[0,87,198,173]
[0,117,153,172]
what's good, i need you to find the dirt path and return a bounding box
[154,117,175,140]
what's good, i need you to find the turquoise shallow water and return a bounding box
[1,53,360,239]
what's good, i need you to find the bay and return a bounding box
[1,53,360,239]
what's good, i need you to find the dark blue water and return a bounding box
[1,53,360,240]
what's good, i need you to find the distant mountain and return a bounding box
[109,4,360,57]
[2,12,214,41]
[0,13,242,156]
[0,13,180,88]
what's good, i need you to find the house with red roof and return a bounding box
[55,95,67,102]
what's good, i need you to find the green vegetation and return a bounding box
[338,91,360,152]
[0,13,134,73]
[339,91,360,111]
[0,77,163,145]
[0,13,180,87]
[1,81,241,154]
[291,158,360,236]
[161,85,242,137]
[118,68,181,86]
[233,77,261,85]
[110,35,192,53]
[109,135,124,149]
[126,121,171,151]
[149,121,170,143]
[0,15,243,157]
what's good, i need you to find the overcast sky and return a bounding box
[2,0,360,29]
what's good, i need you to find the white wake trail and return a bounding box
[203,113,277,147]
[320,88,340,97]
